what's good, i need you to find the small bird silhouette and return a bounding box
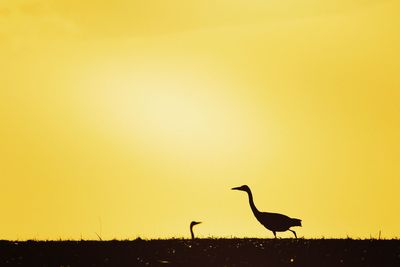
[232,185,301,238]
[190,221,202,239]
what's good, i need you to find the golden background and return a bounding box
[1,0,399,240]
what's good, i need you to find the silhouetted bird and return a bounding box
[190,221,202,239]
[232,185,302,238]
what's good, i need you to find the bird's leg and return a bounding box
[273,231,277,239]
[289,230,297,239]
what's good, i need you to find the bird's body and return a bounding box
[190,221,201,239]
[232,185,301,238]
[256,212,302,234]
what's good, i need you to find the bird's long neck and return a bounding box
[190,225,195,239]
[246,189,260,216]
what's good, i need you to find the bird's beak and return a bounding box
[231,186,241,190]
[195,221,202,225]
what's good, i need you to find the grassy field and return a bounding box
[0,238,399,266]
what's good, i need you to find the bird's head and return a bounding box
[231,185,250,192]
[190,221,202,227]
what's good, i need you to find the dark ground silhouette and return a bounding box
[0,238,399,266]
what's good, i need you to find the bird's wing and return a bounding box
[258,212,295,231]
[264,212,291,219]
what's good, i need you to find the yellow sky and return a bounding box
[1,0,399,240]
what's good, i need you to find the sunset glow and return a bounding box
[1,0,399,240]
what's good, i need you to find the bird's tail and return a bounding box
[291,218,302,227]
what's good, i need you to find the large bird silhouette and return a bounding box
[232,185,301,238]
[190,221,202,239]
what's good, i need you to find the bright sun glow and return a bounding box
[81,61,257,160]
